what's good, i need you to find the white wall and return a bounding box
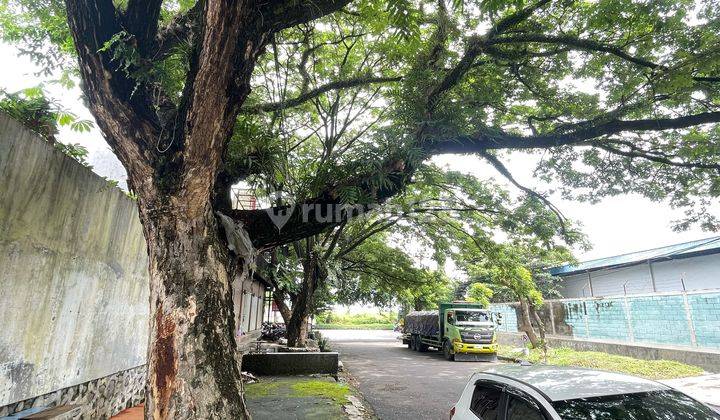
[652,253,720,292]
[241,292,252,333]
[558,253,720,298]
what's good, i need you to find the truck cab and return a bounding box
[442,306,500,361]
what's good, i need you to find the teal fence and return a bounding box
[490,290,720,349]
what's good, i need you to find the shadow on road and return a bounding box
[322,329,504,420]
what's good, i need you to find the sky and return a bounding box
[1,41,717,264]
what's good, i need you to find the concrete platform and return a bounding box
[242,352,340,376]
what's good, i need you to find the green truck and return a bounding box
[401,302,502,361]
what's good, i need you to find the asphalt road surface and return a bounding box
[322,329,504,420]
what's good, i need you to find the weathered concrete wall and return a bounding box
[0,113,149,406]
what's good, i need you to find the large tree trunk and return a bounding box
[286,312,311,348]
[273,290,293,325]
[285,256,318,347]
[141,202,251,419]
[518,298,542,348]
[272,287,312,347]
[529,302,548,361]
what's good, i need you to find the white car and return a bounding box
[451,364,720,420]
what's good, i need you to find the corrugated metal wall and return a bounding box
[558,253,720,298]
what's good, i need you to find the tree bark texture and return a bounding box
[142,205,251,419]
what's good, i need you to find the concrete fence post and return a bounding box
[682,292,698,347]
[582,301,590,338]
[548,302,557,335]
[623,296,635,343]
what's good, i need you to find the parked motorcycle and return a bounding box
[261,322,286,341]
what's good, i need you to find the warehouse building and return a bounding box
[551,237,720,298]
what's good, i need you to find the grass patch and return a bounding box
[315,311,397,330]
[315,323,394,330]
[291,380,350,404]
[245,378,350,406]
[498,346,705,380]
[244,381,280,398]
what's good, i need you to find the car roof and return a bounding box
[478,365,670,401]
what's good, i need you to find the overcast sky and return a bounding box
[2,42,717,263]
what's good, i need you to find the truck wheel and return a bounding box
[410,335,418,351]
[418,341,429,352]
[443,341,455,361]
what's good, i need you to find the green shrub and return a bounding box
[316,311,398,326]
[0,88,92,166]
[315,323,394,330]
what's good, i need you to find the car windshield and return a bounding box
[552,390,720,420]
[455,311,490,323]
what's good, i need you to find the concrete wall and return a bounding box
[558,253,720,298]
[492,304,519,333]
[490,289,720,350]
[0,114,149,407]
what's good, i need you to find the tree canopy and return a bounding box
[2,0,718,241]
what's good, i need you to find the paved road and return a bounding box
[322,329,504,420]
[662,374,720,412]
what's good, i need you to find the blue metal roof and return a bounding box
[549,236,720,276]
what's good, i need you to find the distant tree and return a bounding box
[457,241,577,348]
[467,283,494,307]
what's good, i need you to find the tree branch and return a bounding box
[174,1,270,207]
[322,220,347,259]
[489,33,660,69]
[487,0,551,37]
[64,0,159,180]
[426,0,550,111]
[429,111,720,153]
[478,151,569,237]
[336,218,400,258]
[488,33,720,83]
[262,0,353,33]
[232,108,720,249]
[149,2,201,60]
[242,75,401,113]
[595,141,720,171]
[124,0,163,55]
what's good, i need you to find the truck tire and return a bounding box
[443,340,455,361]
[418,340,429,352]
[411,334,418,351]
